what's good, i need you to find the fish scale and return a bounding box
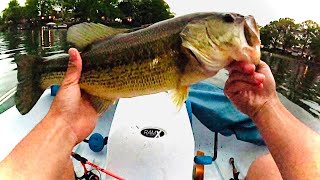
[79,54,180,99]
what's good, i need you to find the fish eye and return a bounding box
[223,14,235,23]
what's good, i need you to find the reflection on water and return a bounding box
[1,28,69,55]
[263,52,320,119]
[0,29,319,119]
[0,29,69,113]
[0,29,69,74]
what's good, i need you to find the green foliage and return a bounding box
[25,0,39,19]
[118,0,134,17]
[0,15,3,25]
[263,18,299,51]
[1,0,174,26]
[260,21,279,48]
[59,0,121,22]
[297,20,319,55]
[277,18,299,51]
[119,0,174,25]
[51,0,75,20]
[39,0,53,17]
[310,32,320,61]
[260,18,320,61]
[136,0,174,24]
[2,0,24,24]
[8,0,20,8]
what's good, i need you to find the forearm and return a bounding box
[0,115,77,179]
[254,98,320,179]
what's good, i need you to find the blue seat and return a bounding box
[188,81,265,146]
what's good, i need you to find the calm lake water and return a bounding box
[0,29,319,119]
[263,53,320,118]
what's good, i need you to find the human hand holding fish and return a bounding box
[224,61,278,120]
[46,48,100,143]
[225,61,320,180]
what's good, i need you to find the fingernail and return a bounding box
[255,74,265,82]
[69,49,76,60]
[244,64,255,74]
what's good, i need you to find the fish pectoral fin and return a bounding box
[88,94,116,114]
[67,22,128,50]
[170,86,189,110]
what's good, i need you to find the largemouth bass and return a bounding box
[15,12,261,115]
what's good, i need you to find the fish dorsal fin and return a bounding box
[67,22,128,50]
[170,86,189,110]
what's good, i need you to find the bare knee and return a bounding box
[246,154,282,180]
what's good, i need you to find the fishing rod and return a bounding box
[71,152,125,180]
[229,157,240,180]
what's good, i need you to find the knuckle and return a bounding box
[245,75,254,82]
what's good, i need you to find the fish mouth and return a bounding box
[243,16,260,47]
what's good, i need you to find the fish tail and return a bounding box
[15,54,44,115]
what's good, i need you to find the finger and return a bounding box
[61,48,82,87]
[256,61,271,73]
[227,72,265,85]
[226,61,256,75]
[225,81,263,95]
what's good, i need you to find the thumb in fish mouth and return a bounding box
[61,48,83,87]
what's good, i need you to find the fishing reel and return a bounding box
[193,133,240,180]
[83,171,99,180]
[72,152,124,180]
[193,132,218,180]
[83,133,108,152]
[76,170,100,180]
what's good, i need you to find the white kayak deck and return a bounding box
[0,70,319,179]
[0,90,268,179]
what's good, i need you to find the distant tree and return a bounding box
[61,0,121,22]
[52,0,64,7]
[0,15,3,25]
[119,0,174,25]
[7,0,19,9]
[103,0,123,20]
[310,31,320,62]
[2,0,24,24]
[135,0,174,24]
[297,20,319,56]
[260,22,279,49]
[25,0,40,20]
[51,0,75,20]
[39,0,53,18]
[119,0,135,18]
[260,18,298,51]
[277,18,299,51]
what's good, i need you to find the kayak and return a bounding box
[0,70,319,179]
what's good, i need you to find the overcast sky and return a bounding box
[1,0,319,26]
[165,0,320,25]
